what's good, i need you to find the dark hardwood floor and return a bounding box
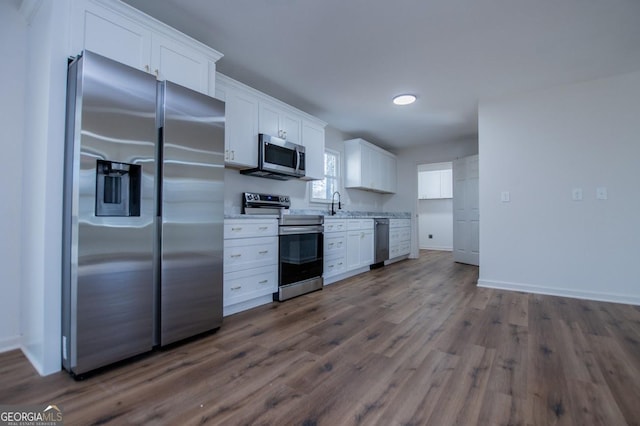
[2,250,639,425]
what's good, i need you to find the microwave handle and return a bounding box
[295,147,301,173]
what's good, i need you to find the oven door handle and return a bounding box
[279,226,324,235]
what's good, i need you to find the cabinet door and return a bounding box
[225,87,259,167]
[281,113,301,144]
[382,153,397,193]
[440,169,453,198]
[360,144,375,190]
[75,5,152,72]
[300,121,325,180]
[258,102,301,143]
[151,34,209,94]
[360,230,375,266]
[424,170,443,199]
[258,102,281,137]
[346,231,361,270]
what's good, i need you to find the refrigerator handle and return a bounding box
[152,215,162,347]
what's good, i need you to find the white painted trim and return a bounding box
[419,245,452,251]
[223,294,273,317]
[20,345,46,376]
[478,279,640,306]
[324,265,370,285]
[0,336,21,353]
[384,255,409,265]
[216,72,327,127]
[92,0,222,61]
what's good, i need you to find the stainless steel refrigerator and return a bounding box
[62,51,224,375]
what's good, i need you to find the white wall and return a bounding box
[20,0,70,375]
[417,162,453,250]
[385,138,478,257]
[418,199,453,250]
[478,70,640,305]
[0,1,27,352]
[224,125,385,214]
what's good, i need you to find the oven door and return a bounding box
[279,226,323,286]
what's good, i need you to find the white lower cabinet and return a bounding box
[389,218,411,260]
[224,266,277,307]
[223,219,278,316]
[323,218,347,282]
[346,219,374,271]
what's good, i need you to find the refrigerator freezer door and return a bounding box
[62,51,157,374]
[159,81,225,345]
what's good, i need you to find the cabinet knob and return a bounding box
[258,226,268,230]
[231,227,242,231]
[259,250,269,254]
[145,65,150,72]
[230,254,242,258]
[154,69,159,76]
[231,150,235,160]
[259,280,268,284]
[231,286,242,290]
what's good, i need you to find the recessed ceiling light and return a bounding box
[393,94,417,105]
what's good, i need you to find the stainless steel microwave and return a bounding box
[241,133,306,180]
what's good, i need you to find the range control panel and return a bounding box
[243,192,291,209]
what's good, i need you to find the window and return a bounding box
[311,149,340,203]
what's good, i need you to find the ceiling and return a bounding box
[122,0,640,151]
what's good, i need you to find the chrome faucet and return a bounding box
[331,191,341,216]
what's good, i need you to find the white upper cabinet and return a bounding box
[71,0,222,96]
[215,76,259,168]
[418,169,453,199]
[344,138,397,194]
[73,2,152,71]
[216,73,326,172]
[258,102,301,144]
[151,33,210,94]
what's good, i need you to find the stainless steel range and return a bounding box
[243,193,324,301]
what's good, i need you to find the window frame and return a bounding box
[309,148,341,204]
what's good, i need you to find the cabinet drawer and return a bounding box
[347,219,374,231]
[324,234,346,256]
[224,236,278,272]
[399,228,411,241]
[390,218,411,228]
[224,220,277,238]
[224,265,277,306]
[324,219,346,233]
[324,255,347,277]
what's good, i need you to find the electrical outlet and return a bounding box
[572,188,583,201]
[428,234,433,239]
[501,191,510,202]
[596,187,608,200]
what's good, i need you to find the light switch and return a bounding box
[501,191,510,203]
[572,188,583,201]
[596,187,608,200]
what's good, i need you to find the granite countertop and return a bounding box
[224,211,410,219]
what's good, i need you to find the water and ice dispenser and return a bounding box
[95,160,141,217]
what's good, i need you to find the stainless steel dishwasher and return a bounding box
[373,218,390,266]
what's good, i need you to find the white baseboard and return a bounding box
[223,294,273,317]
[324,266,370,285]
[419,245,452,251]
[0,336,20,354]
[478,279,640,306]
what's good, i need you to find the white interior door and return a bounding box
[453,155,479,265]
